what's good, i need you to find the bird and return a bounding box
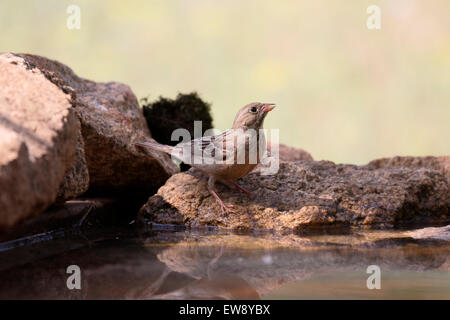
[136,102,276,213]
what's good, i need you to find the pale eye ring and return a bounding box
[249,106,258,113]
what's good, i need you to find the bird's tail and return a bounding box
[135,141,174,155]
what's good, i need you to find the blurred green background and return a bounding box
[1,0,449,164]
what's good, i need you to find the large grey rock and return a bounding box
[0,53,78,229]
[139,160,449,231]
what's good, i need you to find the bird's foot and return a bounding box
[228,180,252,197]
[210,190,236,214]
[219,202,236,214]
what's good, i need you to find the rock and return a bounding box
[139,160,450,231]
[267,142,313,161]
[367,156,450,186]
[406,225,450,241]
[56,128,89,201]
[0,53,78,230]
[17,54,178,197]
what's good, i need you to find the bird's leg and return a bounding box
[218,179,252,197]
[211,189,234,213]
[208,176,235,213]
[227,180,252,197]
[207,246,224,279]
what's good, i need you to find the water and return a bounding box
[0,225,448,299]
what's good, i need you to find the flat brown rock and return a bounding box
[0,53,78,229]
[139,160,450,231]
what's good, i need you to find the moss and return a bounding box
[141,92,213,146]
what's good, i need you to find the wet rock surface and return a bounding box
[0,53,78,229]
[406,225,450,241]
[139,160,449,231]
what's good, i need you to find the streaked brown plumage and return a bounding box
[136,102,275,213]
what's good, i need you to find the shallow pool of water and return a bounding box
[0,225,448,299]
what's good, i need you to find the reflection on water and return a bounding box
[0,226,448,299]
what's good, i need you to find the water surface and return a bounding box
[0,226,448,299]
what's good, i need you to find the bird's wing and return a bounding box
[176,130,236,164]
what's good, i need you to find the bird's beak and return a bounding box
[261,103,276,113]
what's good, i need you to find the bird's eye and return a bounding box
[249,106,258,113]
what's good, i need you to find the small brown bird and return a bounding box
[136,102,276,213]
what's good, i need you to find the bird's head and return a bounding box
[232,102,276,130]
